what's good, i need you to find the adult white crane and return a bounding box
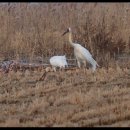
[62,27,99,72]
[49,55,68,72]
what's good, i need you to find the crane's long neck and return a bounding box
[68,32,75,47]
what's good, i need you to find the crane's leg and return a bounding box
[53,67,56,72]
[83,60,87,73]
[60,66,64,71]
[83,61,86,68]
[92,66,97,82]
[77,61,81,68]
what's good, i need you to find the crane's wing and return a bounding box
[82,47,100,67]
[75,44,98,67]
[75,44,93,59]
[82,47,93,60]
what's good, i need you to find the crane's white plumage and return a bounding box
[62,27,99,72]
[50,55,68,72]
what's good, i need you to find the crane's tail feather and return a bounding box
[91,58,100,68]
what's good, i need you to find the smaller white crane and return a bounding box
[49,55,68,72]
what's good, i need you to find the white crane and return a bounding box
[49,55,68,72]
[62,27,99,72]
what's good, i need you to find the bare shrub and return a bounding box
[0,3,129,68]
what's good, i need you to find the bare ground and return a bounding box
[0,67,130,127]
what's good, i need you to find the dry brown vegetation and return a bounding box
[0,3,130,65]
[0,3,130,127]
[0,67,130,127]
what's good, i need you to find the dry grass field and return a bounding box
[0,3,130,127]
[0,66,130,127]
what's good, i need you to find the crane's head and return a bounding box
[62,27,71,36]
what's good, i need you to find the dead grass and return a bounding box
[0,3,130,67]
[0,66,130,127]
[0,3,130,127]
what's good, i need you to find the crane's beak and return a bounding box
[62,30,69,36]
